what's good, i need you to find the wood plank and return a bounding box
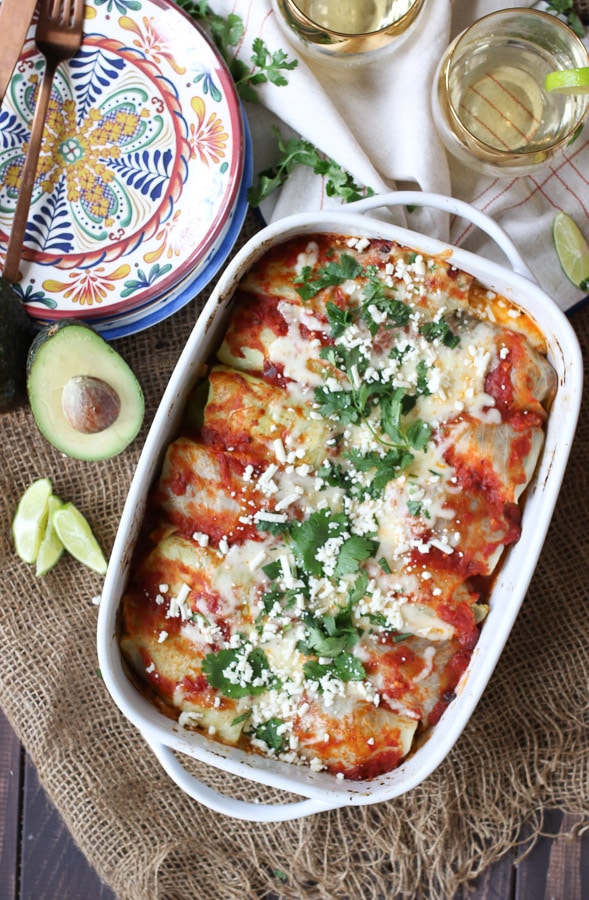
[457,848,515,899]
[19,753,116,900]
[515,808,589,900]
[0,706,22,900]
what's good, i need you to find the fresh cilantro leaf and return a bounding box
[332,652,366,681]
[253,716,287,753]
[202,647,272,698]
[415,359,432,397]
[393,632,412,643]
[378,556,392,574]
[317,460,352,491]
[290,509,335,577]
[406,419,431,451]
[303,652,366,685]
[407,499,423,517]
[294,253,364,300]
[231,710,252,726]
[255,517,291,535]
[262,560,282,580]
[313,385,361,425]
[333,535,378,577]
[419,317,460,348]
[347,569,369,605]
[249,129,374,207]
[326,301,354,337]
[260,585,284,613]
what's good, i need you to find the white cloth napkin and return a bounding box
[214,0,589,313]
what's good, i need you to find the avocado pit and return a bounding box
[61,375,122,434]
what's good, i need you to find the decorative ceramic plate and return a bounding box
[33,111,254,340]
[0,0,244,319]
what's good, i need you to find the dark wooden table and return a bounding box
[0,703,587,899]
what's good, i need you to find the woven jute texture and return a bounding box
[0,212,588,900]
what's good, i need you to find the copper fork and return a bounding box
[3,0,84,282]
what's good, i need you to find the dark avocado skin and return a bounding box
[0,276,34,413]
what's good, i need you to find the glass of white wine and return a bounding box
[272,0,425,65]
[431,9,589,177]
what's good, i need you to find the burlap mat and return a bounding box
[0,211,587,900]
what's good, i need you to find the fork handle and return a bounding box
[3,58,58,283]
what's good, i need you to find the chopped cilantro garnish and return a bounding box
[262,560,282,580]
[231,710,252,726]
[303,652,366,685]
[255,517,291,535]
[253,717,287,753]
[202,646,272,698]
[334,534,378,577]
[294,253,364,300]
[419,317,460,348]
[325,301,354,337]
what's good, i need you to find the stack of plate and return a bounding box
[0,0,251,339]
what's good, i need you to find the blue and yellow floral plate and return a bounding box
[0,0,247,322]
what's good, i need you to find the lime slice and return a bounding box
[553,211,589,289]
[53,502,108,575]
[12,478,53,565]
[35,495,65,576]
[544,67,589,94]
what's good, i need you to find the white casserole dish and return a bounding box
[97,191,582,822]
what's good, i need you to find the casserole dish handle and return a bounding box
[346,191,534,281]
[145,737,344,822]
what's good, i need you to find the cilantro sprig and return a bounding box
[253,717,288,753]
[176,2,298,103]
[202,646,273,698]
[303,653,366,686]
[249,129,374,208]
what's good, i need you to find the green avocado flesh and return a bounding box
[27,320,145,461]
[0,277,34,413]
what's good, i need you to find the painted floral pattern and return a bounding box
[0,0,242,315]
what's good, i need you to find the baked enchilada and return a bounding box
[119,233,556,781]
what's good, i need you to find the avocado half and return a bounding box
[27,319,145,461]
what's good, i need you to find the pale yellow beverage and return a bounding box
[273,0,425,62]
[432,10,589,176]
[297,0,418,34]
[450,39,579,154]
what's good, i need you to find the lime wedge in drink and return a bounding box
[35,495,65,576]
[544,67,589,94]
[12,478,53,565]
[553,211,589,290]
[53,503,108,575]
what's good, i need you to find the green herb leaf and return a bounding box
[290,509,337,577]
[249,129,373,207]
[202,647,272,698]
[253,716,287,752]
[333,535,378,577]
[419,317,460,348]
[303,652,366,685]
[326,301,354,337]
[231,710,252,726]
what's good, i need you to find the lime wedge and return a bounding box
[12,478,53,565]
[35,495,65,576]
[553,211,589,289]
[544,67,589,94]
[53,503,108,575]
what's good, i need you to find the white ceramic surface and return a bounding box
[97,191,583,822]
